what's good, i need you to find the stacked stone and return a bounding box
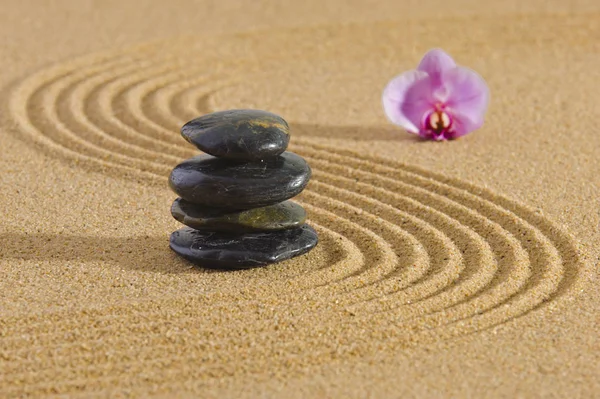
[168,109,318,269]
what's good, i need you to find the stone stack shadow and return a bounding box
[168,109,318,269]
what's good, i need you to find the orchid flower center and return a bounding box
[425,109,453,137]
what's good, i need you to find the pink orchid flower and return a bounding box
[382,49,490,141]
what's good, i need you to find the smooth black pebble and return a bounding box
[169,151,311,209]
[169,225,318,269]
[171,198,307,233]
[181,109,290,161]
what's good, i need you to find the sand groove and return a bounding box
[5,20,587,395]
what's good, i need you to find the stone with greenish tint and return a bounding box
[171,198,307,233]
[169,225,318,269]
[181,109,290,161]
[168,151,311,209]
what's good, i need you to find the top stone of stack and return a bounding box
[181,109,290,161]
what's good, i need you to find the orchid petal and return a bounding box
[382,70,435,134]
[417,49,457,82]
[448,110,485,138]
[442,66,490,137]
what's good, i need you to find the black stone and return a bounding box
[169,225,318,269]
[168,152,311,209]
[181,109,290,161]
[171,198,307,233]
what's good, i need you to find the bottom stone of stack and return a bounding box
[169,224,318,269]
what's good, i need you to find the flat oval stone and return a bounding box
[181,109,290,160]
[171,198,307,232]
[168,151,311,208]
[169,225,318,269]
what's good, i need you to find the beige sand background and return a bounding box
[1,0,599,397]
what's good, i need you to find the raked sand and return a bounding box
[1,0,599,397]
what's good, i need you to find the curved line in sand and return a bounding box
[293,145,562,329]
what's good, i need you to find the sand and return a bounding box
[1,0,599,397]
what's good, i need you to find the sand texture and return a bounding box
[1,0,599,397]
